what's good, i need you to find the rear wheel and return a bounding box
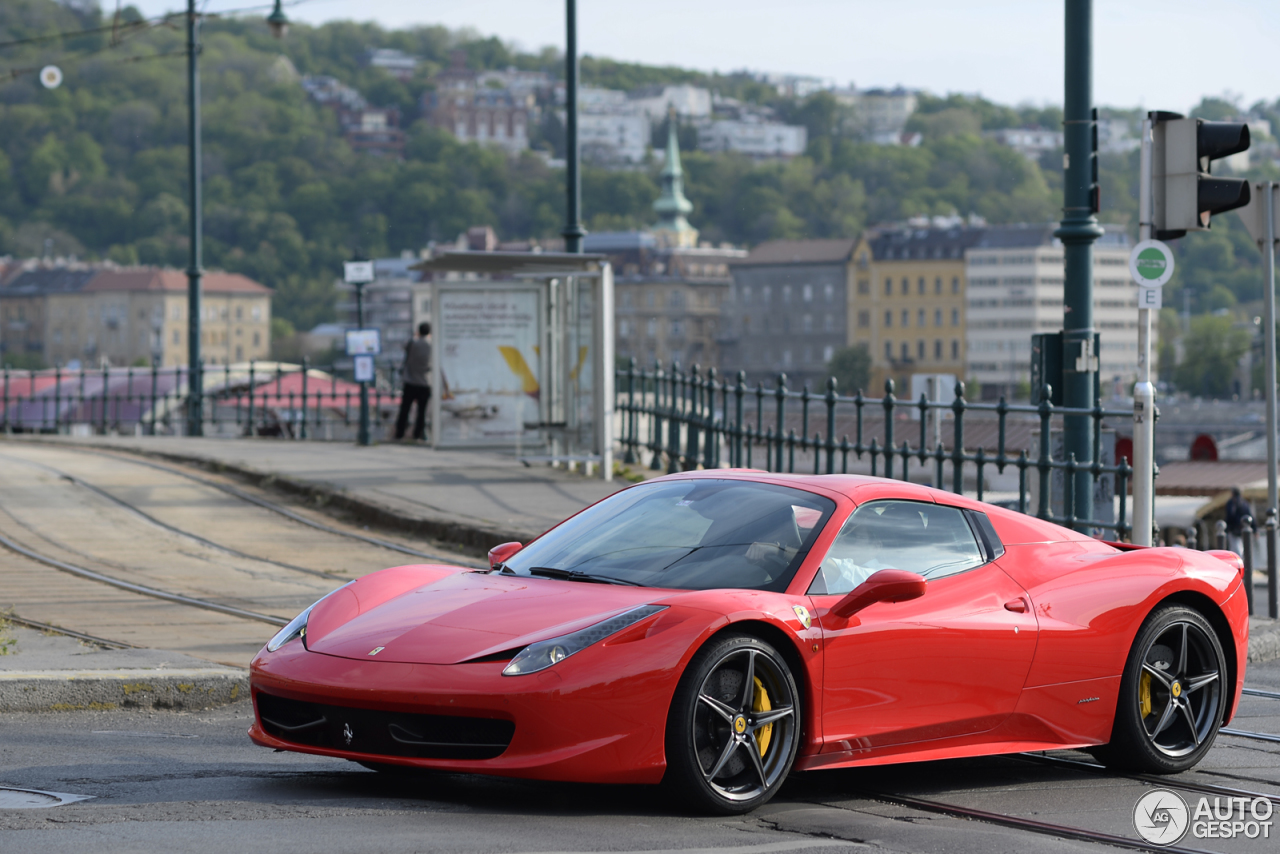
[663,634,800,814]
[1093,606,1227,773]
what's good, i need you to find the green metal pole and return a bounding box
[186,0,204,436]
[561,0,586,253]
[1055,0,1103,529]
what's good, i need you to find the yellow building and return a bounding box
[0,266,271,368]
[849,225,984,394]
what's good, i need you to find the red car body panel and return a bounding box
[249,471,1250,782]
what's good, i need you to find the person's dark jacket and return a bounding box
[1225,495,1252,534]
[402,338,431,387]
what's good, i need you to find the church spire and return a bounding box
[653,107,697,247]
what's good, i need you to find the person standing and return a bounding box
[1224,486,1252,555]
[395,322,431,442]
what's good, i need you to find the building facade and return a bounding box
[850,225,983,394]
[422,54,533,155]
[965,224,1143,399]
[719,239,856,389]
[0,267,271,368]
[696,119,807,159]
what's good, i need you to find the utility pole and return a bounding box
[1055,0,1104,529]
[1133,117,1156,545]
[561,0,586,253]
[185,0,203,435]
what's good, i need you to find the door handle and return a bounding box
[1003,598,1028,613]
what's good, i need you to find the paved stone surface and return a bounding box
[12,434,625,545]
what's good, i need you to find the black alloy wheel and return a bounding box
[664,633,800,814]
[1094,606,1227,773]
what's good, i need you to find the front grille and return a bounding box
[256,692,514,760]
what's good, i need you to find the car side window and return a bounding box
[808,500,986,595]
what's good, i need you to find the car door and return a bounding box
[809,500,1039,753]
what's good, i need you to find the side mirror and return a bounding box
[488,541,522,569]
[832,569,927,618]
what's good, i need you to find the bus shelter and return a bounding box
[413,251,615,481]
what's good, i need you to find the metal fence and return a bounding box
[0,360,405,441]
[615,360,1136,540]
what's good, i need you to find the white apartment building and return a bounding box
[629,84,712,120]
[697,119,807,159]
[965,225,1146,399]
[834,87,918,145]
[985,128,1065,160]
[577,112,651,164]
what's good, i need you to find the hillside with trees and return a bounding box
[2,0,1279,378]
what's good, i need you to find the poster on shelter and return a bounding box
[435,287,542,446]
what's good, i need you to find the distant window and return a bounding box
[951,308,960,326]
[236,306,243,320]
[884,341,892,359]
[619,319,630,336]
[823,314,834,332]
[782,349,792,367]
[646,319,657,337]
[671,319,683,336]
[859,311,870,328]
[252,305,263,321]
[803,314,814,333]
[901,309,909,327]
[935,277,942,295]
[934,339,942,359]
[884,278,892,295]
[900,342,909,360]
[763,286,772,304]
[172,330,180,344]
[884,310,892,327]
[253,331,260,346]
[935,309,942,326]
[803,284,813,302]
[952,340,959,359]
[918,277,925,295]
[825,284,835,302]
[917,309,925,327]
[951,277,960,294]
[803,346,813,364]
[742,286,752,304]
[782,285,792,304]
[901,277,909,295]
[621,292,633,309]
[917,340,925,360]
[823,345,834,362]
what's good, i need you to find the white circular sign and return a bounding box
[1132,789,1189,846]
[1129,240,1175,289]
[39,66,63,90]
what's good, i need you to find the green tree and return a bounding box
[1172,314,1249,398]
[827,344,873,395]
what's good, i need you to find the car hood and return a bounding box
[304,569,666,665]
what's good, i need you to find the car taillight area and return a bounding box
[255,691,514,760]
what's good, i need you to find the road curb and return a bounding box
[1250,616,1280,663]
[0,667,247,713]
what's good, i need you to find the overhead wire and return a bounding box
[0,0,312,82]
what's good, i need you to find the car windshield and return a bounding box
[501,479,835,591]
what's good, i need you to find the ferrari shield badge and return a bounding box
[792,605,812,629]
[368,646,385,656]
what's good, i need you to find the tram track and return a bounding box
[21,443,485,568]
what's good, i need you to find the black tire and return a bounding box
[1093,606,1227,774]
[663,633,801,815]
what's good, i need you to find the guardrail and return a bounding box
[0,360,404,441]
[615,360,1137,539]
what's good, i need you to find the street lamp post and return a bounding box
[185,0,289,435]
[561,0,585,253]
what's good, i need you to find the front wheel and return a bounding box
[663,634,801,814]
[1093,606,1227,773]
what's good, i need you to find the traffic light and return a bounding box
[1151,111,1251,240]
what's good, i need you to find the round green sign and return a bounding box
[1129,240,1174,288]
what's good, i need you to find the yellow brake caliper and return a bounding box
[752,677,772,757]
[1140,671,1152,718]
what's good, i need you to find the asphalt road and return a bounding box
[2,665,1278,854]
[2,442,1280,853]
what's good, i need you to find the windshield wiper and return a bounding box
[526,566,642,586]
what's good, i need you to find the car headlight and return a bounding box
[502,604,666,676]
[266,582,354,653]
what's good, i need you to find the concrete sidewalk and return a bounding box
[20,434,627,549]
[0,623,245,713]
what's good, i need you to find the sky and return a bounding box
[127,0,1280,113]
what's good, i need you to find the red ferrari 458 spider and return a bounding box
[249,471,1250,814]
